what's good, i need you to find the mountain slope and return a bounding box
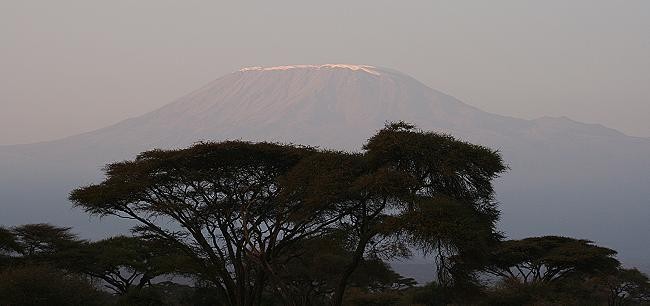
[1,64,648,271]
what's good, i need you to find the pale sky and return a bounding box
[1,0,649,145]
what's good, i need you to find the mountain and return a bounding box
[1,64,649,274]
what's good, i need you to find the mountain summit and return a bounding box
[85,63,486,150]
[239,64,382,75]
[1,64,649,272]
[47,63,604,151]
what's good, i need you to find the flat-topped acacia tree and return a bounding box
[483,236,620,284]
[69,122,507,306]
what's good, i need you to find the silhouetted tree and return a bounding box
[70,141,347,305]
[591,267,650,306]
[483,236,620,284]
[63,236,189,295]
[11,223,82,258]
[68,123,507,306]
[2,223,84,269]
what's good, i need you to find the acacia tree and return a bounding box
[70,141,350,306]
[591,267,650,306]
[483,236,620,284]
[70,123,507,306]
[63,236,188,295]
[10,223,83,259]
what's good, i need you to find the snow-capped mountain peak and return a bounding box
[239,64,381,76]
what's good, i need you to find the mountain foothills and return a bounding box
[0,64,649,302]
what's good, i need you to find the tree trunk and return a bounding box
[331,235,370,306]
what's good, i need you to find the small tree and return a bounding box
[484,236,620,284]
[591,267,650,306]
[11,223,82,257]
[64,236,188,294]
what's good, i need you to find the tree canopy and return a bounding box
[69,122,508,306]
[483,236,620,284]
[61,236,189,294]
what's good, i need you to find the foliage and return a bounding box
[11,223,83,258]
[483,236,620,284]
[0,226,19,255]
[69,122,507,305]
[343,287,402,306]
[62,236,191,294]
[0,223,83,271]
[590,267,650,305]
[0,264,109,306]
[363,122,506,287]
[0,226,19,268]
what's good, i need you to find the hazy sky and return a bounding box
[1,0,649,145]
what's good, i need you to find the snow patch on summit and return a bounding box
[239,64,381,76]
